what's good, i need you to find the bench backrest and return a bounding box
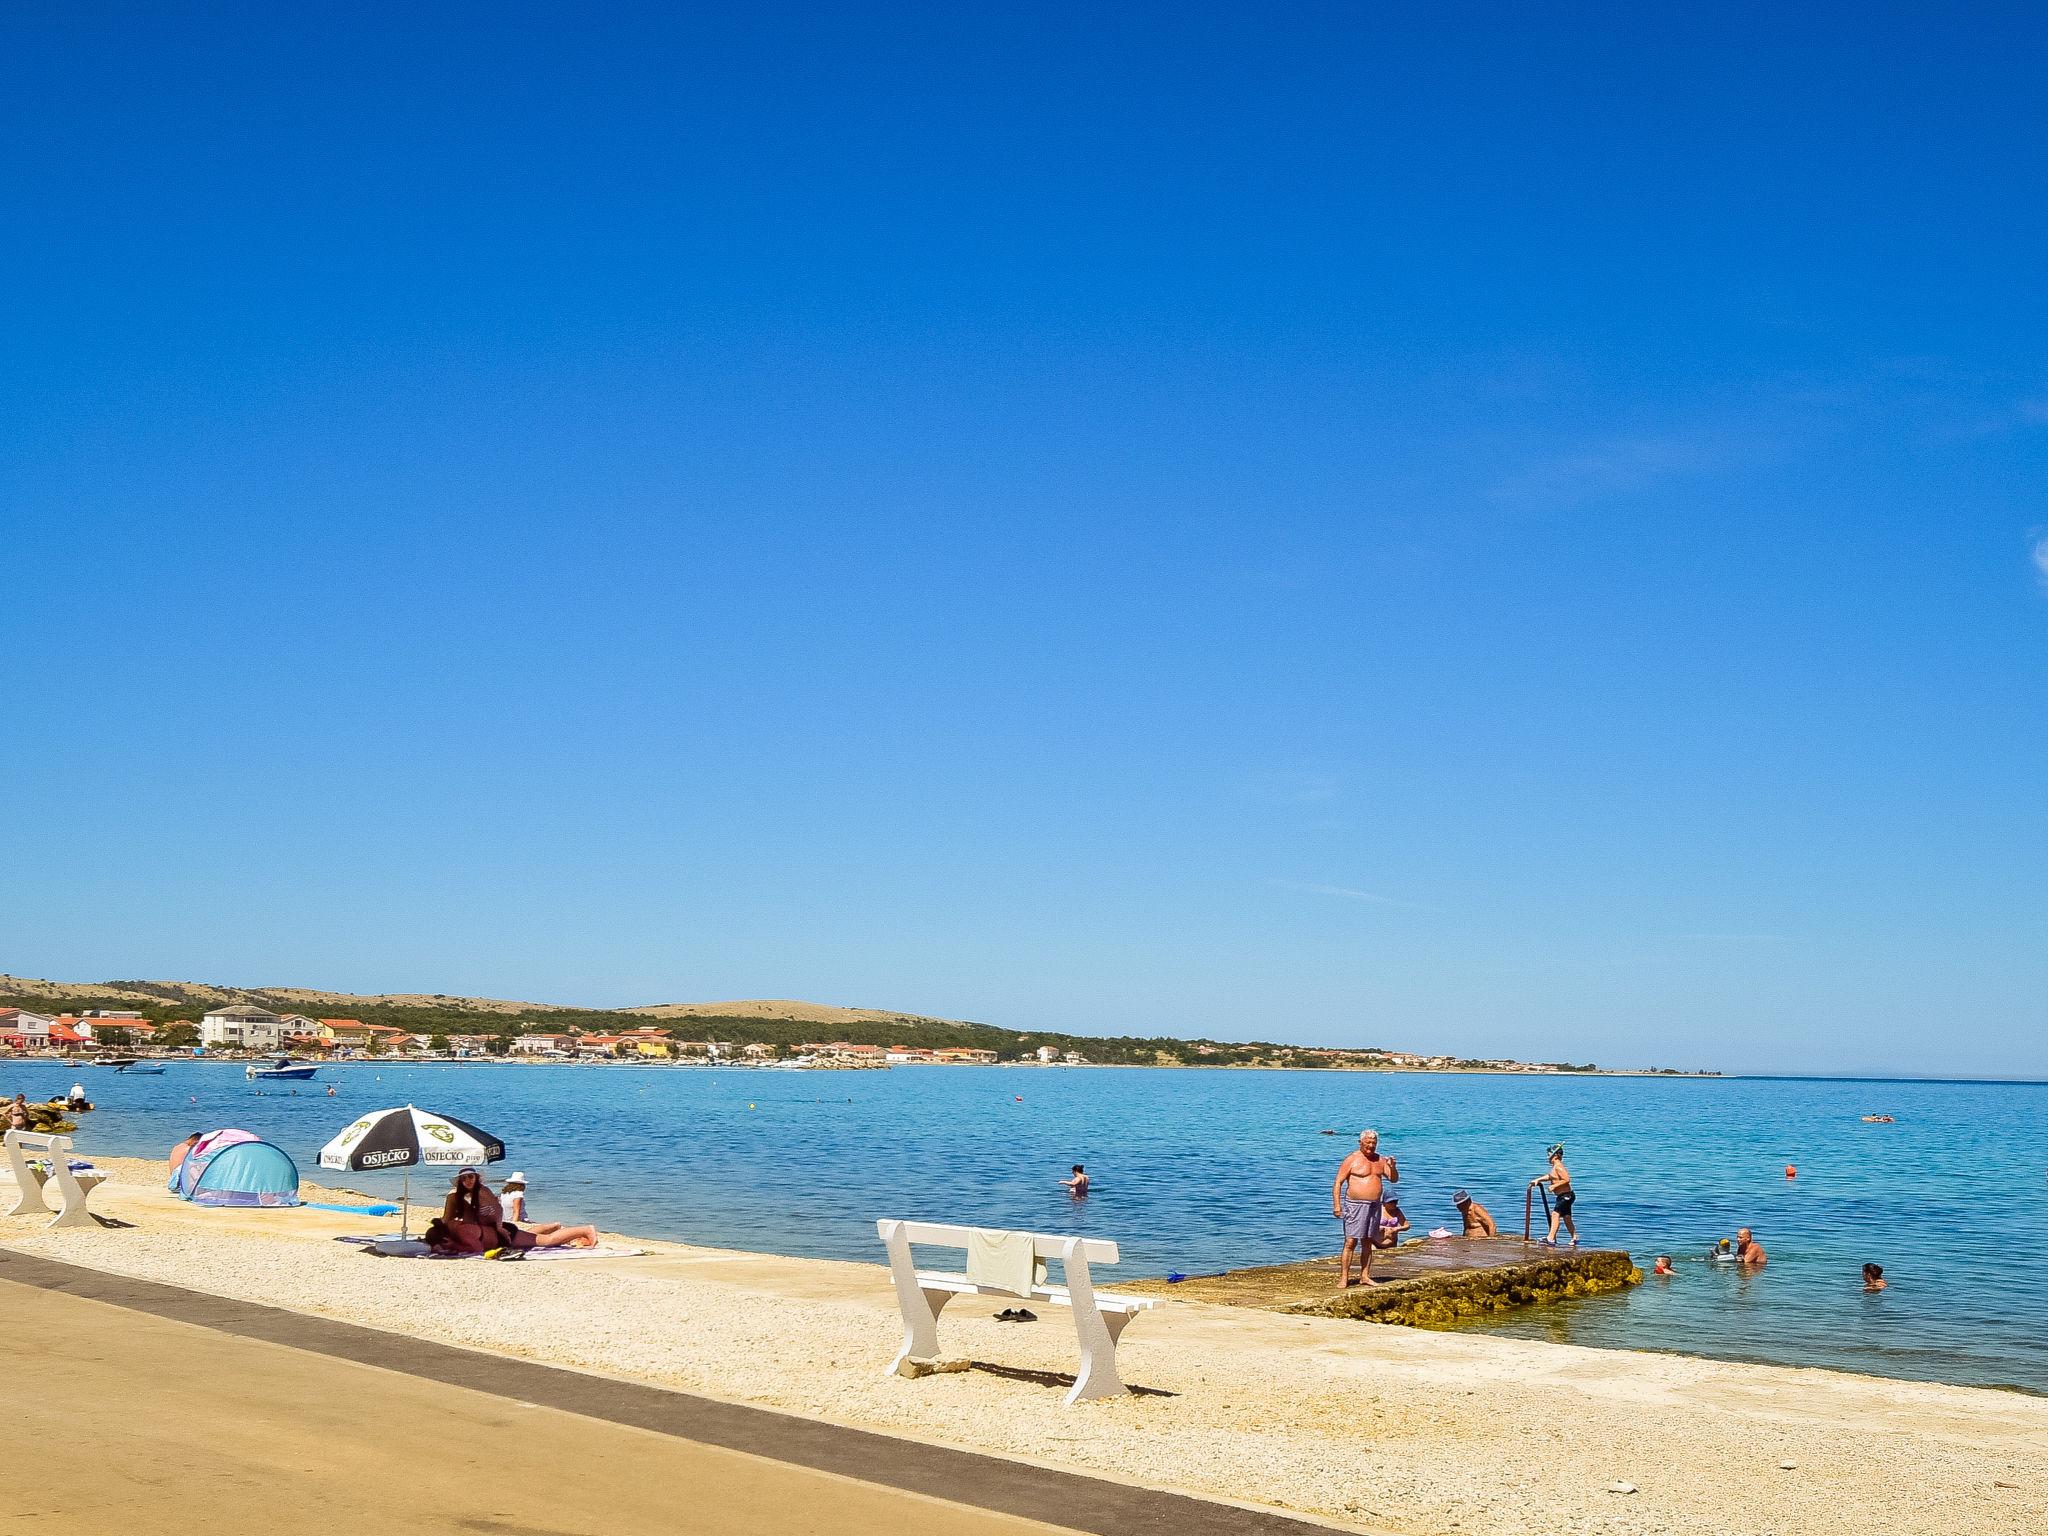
[877,1219,1119,1267]
[3,1130,69,1157]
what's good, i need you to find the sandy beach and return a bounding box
[3,1157,2043,1536]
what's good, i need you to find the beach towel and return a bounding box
[342,1236,646,1260]
[304,1200,401,1215]
[26,1158,98,1175]
[965,1228,1043,1296]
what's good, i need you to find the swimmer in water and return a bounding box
[1862,1262,1886,1291]
[1452,1189,1497,1238]
[1372,1197,1411,1249]
[1060,1163,1089,1196]
[326,1084,337,1096]
[1735,1227,1767,1267]
[1653,1255,1675,1276]
[1712,1237,1736,1263]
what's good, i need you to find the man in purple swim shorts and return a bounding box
[1331,1128,1399,1287]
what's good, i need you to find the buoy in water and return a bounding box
[1785,1164,1797,1179]
[1014,1095,1023,1101]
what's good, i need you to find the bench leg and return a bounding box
[47,1170,94,1229]
[887,1286,955,1376]
[5,1168,52,1218]
[1065,1308,1134,1405]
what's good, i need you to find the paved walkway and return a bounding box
[0,1251,1339,1536]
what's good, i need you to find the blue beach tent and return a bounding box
[170,1128,302,1207]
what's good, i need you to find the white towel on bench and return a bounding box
[966,1228,1043,1296]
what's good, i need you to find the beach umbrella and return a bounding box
[317,1104,505,1237]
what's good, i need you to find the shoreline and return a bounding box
[4,1156,2043,1535]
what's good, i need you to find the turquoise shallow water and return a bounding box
[10,1061,2044,1392]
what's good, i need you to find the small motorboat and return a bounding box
[115,1060,167,1074]
[247,1056,320,1082]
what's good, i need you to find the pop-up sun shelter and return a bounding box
[169,1128,302,1207]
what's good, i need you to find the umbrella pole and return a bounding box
[403,1166,411,1239]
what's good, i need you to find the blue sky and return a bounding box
[4,5,2044,1076]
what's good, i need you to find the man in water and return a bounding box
[1331,1129,1398,1287]
[1453,1189,1497,1237]
[1735,1227,1768,1267]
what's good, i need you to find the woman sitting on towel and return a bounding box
[441,1169,598,1252]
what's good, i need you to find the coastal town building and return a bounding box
[510,1033,576,1056]
[0,1009,55,1049]
[200,1005,286,1050]
[573,1032,674,1058]
[62,1013,159,1045]
[800,1041,888,1064]
[314,1018,413,1053]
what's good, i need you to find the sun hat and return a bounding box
[1547,1143,1565,1159]
[1452,1189,1471,1205]
[504,1171,527,1186]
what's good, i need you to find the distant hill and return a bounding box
[0,974,564,1016]
[624,998,961,1028]
[0,970,1610,1072]
[0,974,959,1026]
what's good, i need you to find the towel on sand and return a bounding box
[342,1236,646,1260]
[965,1228,1043,1296]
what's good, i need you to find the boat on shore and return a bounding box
[246,1056,320,1082]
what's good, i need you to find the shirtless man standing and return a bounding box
[1331,1129,1399,1287]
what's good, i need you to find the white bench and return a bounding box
[3,1130,109,1229]
[876,1219,1157,1405]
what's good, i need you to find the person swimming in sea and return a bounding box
[1371,1197,1412,1249]
[1653,1255,1675,1276]
[1735,1227,1767,1267]
[1530,1143,1577,1247]
[1060,1164,1090,1196]
[1711,1237,1736,1263]
[1452,1189,1497,1237]
[1862,1262,1886,1291]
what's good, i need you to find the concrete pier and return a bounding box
[1128,1237,1640,1326]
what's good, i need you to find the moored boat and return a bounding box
[246,1056,320,1081]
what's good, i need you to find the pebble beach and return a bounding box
[5,1157,2043,1536]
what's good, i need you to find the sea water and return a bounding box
[11,1061,2044,1392]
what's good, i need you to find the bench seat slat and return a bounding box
[910,1271,1156,1311]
